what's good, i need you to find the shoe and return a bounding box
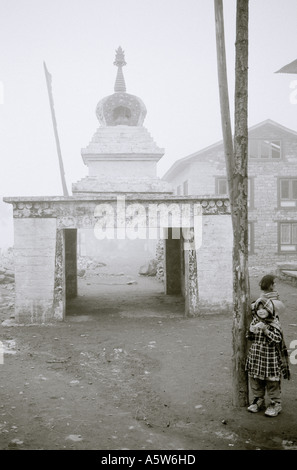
[247,397,265,413]
[265,401,282,417]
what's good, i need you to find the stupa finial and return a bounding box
[114,46,126,67]
[114,46,127,92]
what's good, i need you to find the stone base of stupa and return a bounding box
[72,175,173,196]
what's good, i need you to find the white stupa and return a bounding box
[72,46,172,195]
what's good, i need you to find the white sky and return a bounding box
[0,0,297,198]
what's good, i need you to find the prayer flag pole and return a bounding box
[43,61,69,196]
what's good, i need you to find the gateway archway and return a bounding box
[64,226,186,319]
[4,195,233,323]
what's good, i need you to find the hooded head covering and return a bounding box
[253,297,275,319]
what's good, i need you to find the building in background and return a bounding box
[162,119,297,271]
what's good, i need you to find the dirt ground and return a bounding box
[0,261,297,451]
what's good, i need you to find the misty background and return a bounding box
[0,0,297,247]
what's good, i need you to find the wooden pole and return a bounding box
[214,0,250,407]
[214,0,235,215]
[43,62,69,197]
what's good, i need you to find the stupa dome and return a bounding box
[95,47,147,127]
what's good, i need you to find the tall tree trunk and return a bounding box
[232,0,250,408]
[214,0,250,407]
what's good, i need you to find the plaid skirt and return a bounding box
[246,329,282,380]
[246,342,281,380]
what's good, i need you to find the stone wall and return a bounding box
[196,214,233,312]
[14,218,57,323]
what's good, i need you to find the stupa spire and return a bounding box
[114,46,127,92]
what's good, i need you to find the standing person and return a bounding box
[246,297,290,417]
[251,274,285,319]
[259,274,279,300]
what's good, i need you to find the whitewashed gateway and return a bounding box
[4,48,233,323]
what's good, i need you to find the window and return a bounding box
[183,180,189,196]
[216,177,228,195]
[249,140,281,159]
[279,222,297,252]
[279,178,297,207]
[216,177,253,208]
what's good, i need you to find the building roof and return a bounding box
[162,119,297,181]
[275,59,297,74]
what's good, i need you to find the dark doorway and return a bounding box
[65,229,78,299]
[64,228,185,319]
[165,228,183,296]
